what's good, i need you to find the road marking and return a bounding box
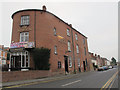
[101,71,118,90]
[62,80,81,87]
[3,75,78,89]
[108,75,117,89]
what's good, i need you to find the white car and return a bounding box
[108,66,113,69]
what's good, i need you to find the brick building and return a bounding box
[9,6,90,73]
[0,45,9,67]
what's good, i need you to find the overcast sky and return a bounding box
[0,0,118,61]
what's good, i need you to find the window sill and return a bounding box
[19,24,30,27]
[68,50,71,52]
[69,66,72,68]
[54,53,58,55]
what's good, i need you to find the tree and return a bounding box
[111,57,117,65]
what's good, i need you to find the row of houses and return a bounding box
[1,6,112,74]
[89,52,111,71]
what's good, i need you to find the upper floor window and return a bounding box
[67,28,70,36]
[68,41,71,51]
[53,28,57,36]
[75,34,78,40]
[54,45,57,55]
[83,38,85,45]
[84,47,86,55]
[0,51,1,57]
[21,15,30,26]
[69,56,72,67]
[76,44,79,54]
[20,32,29,42]
[3,52,5,58]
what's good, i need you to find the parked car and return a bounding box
[103,66,108,70]
[98,66,104,71]
[108,66,113,69]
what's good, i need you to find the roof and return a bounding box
[12,9,87,38]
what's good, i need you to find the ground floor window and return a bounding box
[10,51,30,70]
[58,61,61,69]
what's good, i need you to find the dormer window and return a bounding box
[20,15,30,26]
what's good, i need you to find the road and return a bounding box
[3,67,118,89]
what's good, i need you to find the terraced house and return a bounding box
[9,6,90,74]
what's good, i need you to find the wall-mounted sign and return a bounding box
[10,42,35,49]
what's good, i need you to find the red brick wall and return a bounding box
[2,70,64,82]
[11,9,90,73]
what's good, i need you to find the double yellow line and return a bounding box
[101,71,118,90]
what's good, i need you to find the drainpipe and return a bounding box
[34,11,36,47]
[70,24,76,74]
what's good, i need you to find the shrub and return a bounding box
[32,47,51,70]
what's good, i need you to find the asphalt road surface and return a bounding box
[3,67,119,89]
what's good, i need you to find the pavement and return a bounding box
[1,67,119,89]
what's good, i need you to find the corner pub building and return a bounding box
[9,6,90,74]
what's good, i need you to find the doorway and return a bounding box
[64,56,68,73]
[83,61,86,72]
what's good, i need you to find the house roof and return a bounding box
[12,9,87,38]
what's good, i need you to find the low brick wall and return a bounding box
[2,70,64,82]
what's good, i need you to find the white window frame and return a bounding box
[54,46,57,54]
[84,47,86,55]
[68,41,71,51]
[75,34,78,40]
[21,15,30,26]
[83,38,85,45]
[67,28,70,36]
[54,28,57,36]
[76,44,79,54]
[0,51,1,58]
[78,58,80,67]
[58,61,61,69]
[3,52,5,58]
[69,56,72,67]
[20,32,29,42]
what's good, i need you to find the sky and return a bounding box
[0,0,118,61]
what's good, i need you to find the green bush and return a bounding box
[32,47,51,70]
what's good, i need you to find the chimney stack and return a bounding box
[42,5,47,11]
[69,24,72,27]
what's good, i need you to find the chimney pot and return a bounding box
[69,24,72,27]
[42,5,47,11]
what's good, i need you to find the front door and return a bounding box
[83,61,86,72]
[64,56,68,73]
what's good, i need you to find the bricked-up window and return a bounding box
[75,34,78,40]
[78,58,80,66]
[67,28,70,36]
[76,44,79,54]
[20,32,29,42]
[58,61,61,69]
[53,28,57,36]
[21,15,30,26]
[54,46,57,54]
[84,47,86,55]
[69,56,72,67]
[68,41,71,51]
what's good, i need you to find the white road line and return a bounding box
[62,80,81,87]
